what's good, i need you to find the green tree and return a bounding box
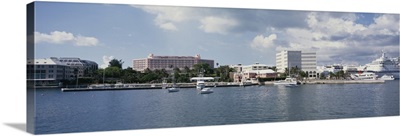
[105,66,122,78]
[215,65,234,82]
[320,73,326,79]
[109,59,124,69]
[328,72,336,80]
[336,70,345,79]
[193,63,213,76]
[299,71,308,80]
[121,67,140,83]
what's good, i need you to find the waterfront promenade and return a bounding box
[61,79,386,92]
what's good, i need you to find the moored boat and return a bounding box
[351,72,378,80]
[379,74,395,80]
[168,87,179,92]
[273,77,297,85]
[200,88,213,94]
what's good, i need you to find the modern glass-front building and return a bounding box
[276,50,317,78]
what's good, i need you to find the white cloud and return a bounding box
[100,55,115,69]
[283,13,398,64]
[34,31,99,46]
[367,14,399,35]
[75,36,99,46]
[250,34,277,50]
[136,6,193,31]
[159,22,178,31]
[199,16,238,34]
[35,31,74,44]
[306,12,367,36]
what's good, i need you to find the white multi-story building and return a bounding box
[276,50,317,78]
[317,65,343,77]
[57,57,98,77]
[301,51,317,78]
[27,58,73,86]
[133,54,214,71]
[27,57,99,86]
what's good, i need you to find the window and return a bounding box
[49,65,54,68]
[48,75,53,78]
[49,70,53,73]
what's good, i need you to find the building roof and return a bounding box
[190,77,214,81]
[243,69,276,74]
[27,58,67,65]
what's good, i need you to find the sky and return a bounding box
[32,2,400,68]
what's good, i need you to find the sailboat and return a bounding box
[190,69,214,94]
[273,64,298,86]
[168,75,179,93]
[168,84,179,92]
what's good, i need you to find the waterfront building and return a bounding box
[229,64,243,73]
[27,57,99,86]
[301,51,317,78]
[231,63,276,82]
[27,58,73,86]
[57,57,99,77]
[276,50,317,78]
[317,64,344,78]
[133,54,214,71]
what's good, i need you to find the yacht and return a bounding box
[351,72,378,80]
[360,51,400,78]
[196,80,205,90]
[190,77,214,90]
[200,88,213,94]
[273,77,298,85]
[379,74,395,80]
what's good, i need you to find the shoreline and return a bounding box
[57,79,388,92]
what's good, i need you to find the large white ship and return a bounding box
[358,51,400,79]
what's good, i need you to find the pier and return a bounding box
[299,80,385,84]
[263,79,386,85]
[61,80,387,92]
[61,82,254,92]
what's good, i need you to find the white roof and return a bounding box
[243,69,276,74]
[190,77,214,81]
[27,58,67,65]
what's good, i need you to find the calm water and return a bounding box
[34,81,399,134]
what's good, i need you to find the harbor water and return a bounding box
[34,81,399,134]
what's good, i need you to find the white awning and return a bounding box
[190,77,214,81]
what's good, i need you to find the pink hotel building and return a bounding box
[133,54,214,71]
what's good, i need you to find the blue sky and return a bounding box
[33,2,399,68]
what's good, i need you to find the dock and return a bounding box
[61,80,387,92]
[263,79,386,85]
[61,82,254,92]
[299,80,385,84]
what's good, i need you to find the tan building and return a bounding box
[133,54,214,71]
[231,63,277,82]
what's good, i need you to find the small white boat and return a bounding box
[168,87,179,92]
[200,88,213,94]
[167,82,180,92]
[273,77,297,85]
[379,74,395,80]
[284,84,298,87]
